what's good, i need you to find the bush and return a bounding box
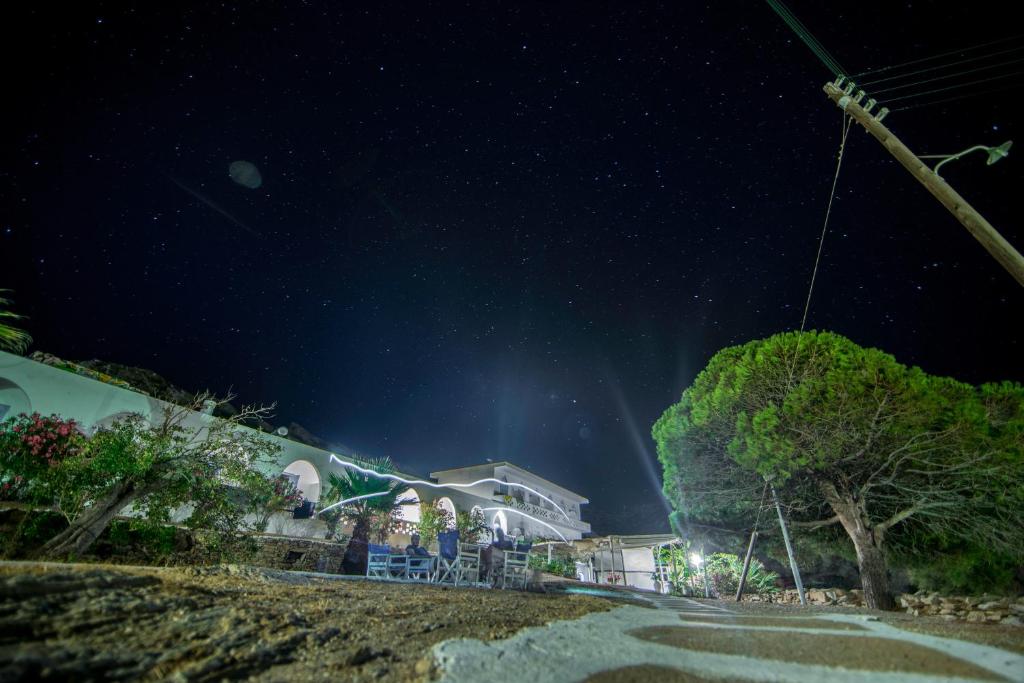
[702,552,780,597]
[529,554,577,578]
[104,519,179,564]
[0,413,85,503]
[903,544,1021,596]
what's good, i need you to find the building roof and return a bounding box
[429,461,589,503]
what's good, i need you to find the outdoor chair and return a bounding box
[387,553,410,580]
[456,542,482,585]
[366,543,392,580]
[435,531,483,586]
[406,554,435,582]
[501,541,532,590]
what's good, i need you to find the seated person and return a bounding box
[405,533,431,556]
[491,527,514,550]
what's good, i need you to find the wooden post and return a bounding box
[735,530,758,601]
[772,485,807,606]
[823,81,1024,288]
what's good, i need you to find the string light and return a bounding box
[480,506,571,544]
[326,454,575,524]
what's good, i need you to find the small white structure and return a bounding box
[583,534,684,592]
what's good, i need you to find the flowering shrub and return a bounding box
[0,413,84,501]
[246,474,304,532]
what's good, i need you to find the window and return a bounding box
[528,493,540,506]
[495,477,509,496]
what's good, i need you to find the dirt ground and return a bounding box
[0,562,615,682]
[712,597,1024,654]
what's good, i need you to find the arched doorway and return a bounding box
[282,460,321,502]
[435,496,456,523]
[492,510,508,535]
[397,487,421,524]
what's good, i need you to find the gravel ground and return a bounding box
[703,597,1024,654]
[0,562,615,682]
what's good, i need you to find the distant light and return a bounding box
[689,552,703,567]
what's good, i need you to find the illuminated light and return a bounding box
[327,454,574,524]
[480,507,571,544]
[689,552,703,567]
[316,491,390,515]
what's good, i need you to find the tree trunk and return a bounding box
[820,482,896,610]
[342,517,371,575]
[41,482,138,559]
[852,532,895,611]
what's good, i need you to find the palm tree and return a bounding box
[320,456,408,574]
[0,291,31,354]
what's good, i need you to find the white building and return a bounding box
[0,350,590,545]
[429,462,591,542]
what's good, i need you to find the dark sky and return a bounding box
[2,2,1021,534]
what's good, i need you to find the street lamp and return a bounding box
[920,140,1012,178]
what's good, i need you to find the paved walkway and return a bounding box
[432,593,1024,682]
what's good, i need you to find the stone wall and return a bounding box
[743,587,1023,626]
[900,592,1024,626]
[742,588,864,606]
[250,535,347,574]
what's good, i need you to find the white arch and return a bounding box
[492,510,508,534]
[398,487,421,524]
[0,379,31,420]
[436,496,456,522]
[283,459,321,502]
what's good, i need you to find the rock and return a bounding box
[966,611,987,622]
[977,600,1008,611]
[1000,616,1022,627]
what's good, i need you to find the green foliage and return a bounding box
[899,541,1020,596]
[528,553,577,578]
[454,508,488,543]
[319,458,405,530]
[245,474,303,532]
[319,457,407,573]
[106,518,178,564]
[703,552,780,597]
[4,395,283,559]
[654,331,1024,605]
[416,501,454,548]
[0,290,32,354]
[0,413,86,504]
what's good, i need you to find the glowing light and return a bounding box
[316,491,390,515]
[327,454,574,524]
[689,552,703,567]
[480,507,571,544]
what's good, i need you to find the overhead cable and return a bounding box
[851,32,1024,79]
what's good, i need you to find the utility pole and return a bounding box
[823,79,1024,288]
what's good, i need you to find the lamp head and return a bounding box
[986,140,1012,165]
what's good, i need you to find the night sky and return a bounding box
[2,2,1021,534]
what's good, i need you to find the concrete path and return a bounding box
[432,594,1024,682]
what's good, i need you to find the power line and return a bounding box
[852,33,1024,79]
[869,55,1024,95]
[881,69,1024,103]
[765,0,846,76]
[890,80,1024,111]
[858,43,1024,87]
[800,114,852,332]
